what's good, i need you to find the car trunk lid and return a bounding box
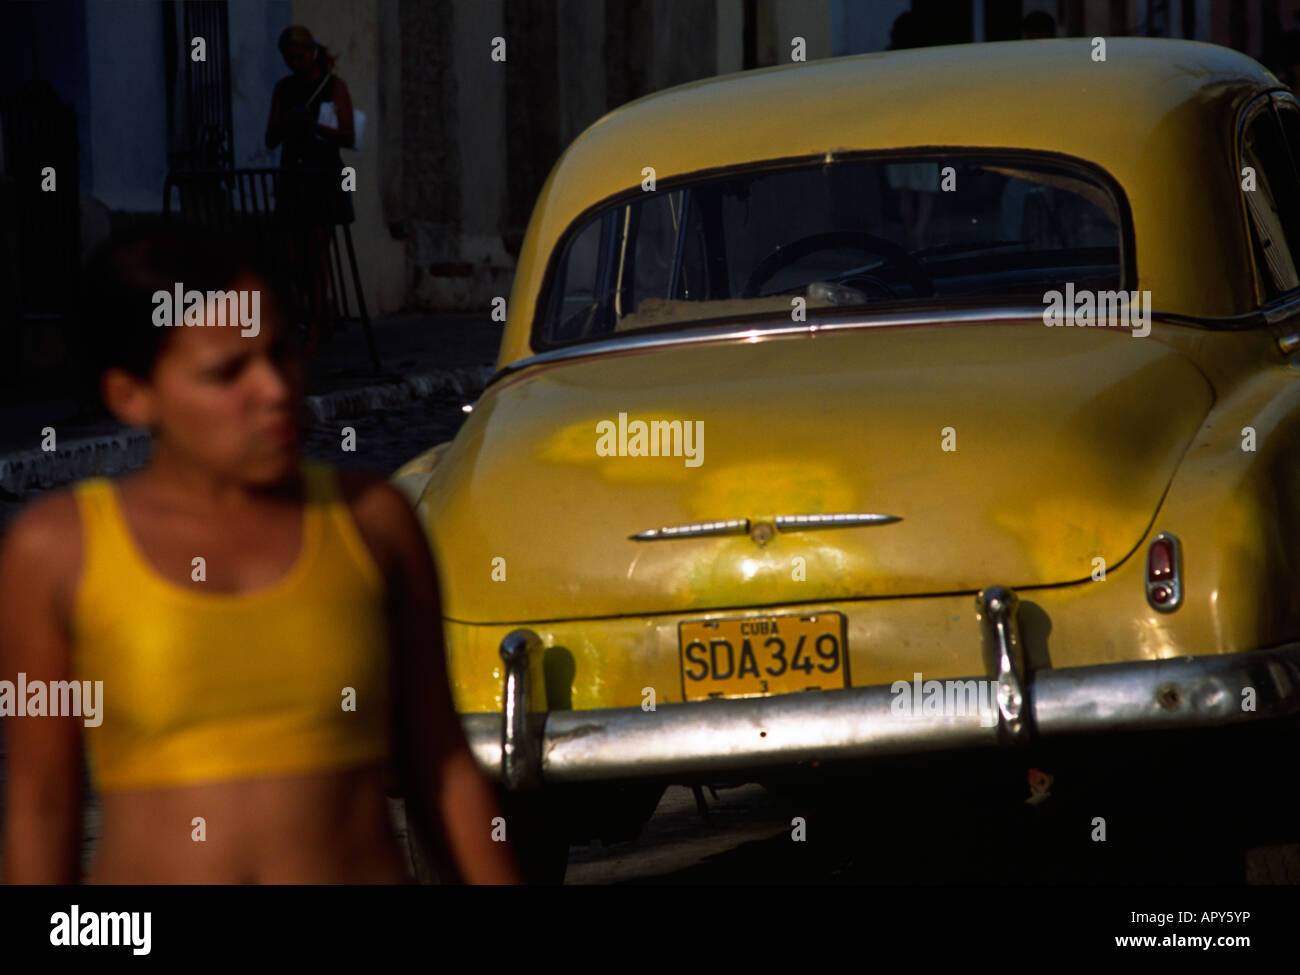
[421,321,1212,623]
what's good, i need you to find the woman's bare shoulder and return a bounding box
[335,468,403,515]
[2,488,81,559]
[335,468,430,577]
[0,487,83,608]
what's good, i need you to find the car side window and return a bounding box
[1240,103,1300,299]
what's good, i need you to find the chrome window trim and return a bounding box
[1263,289,1300,325]
[493,306,1043,385]
[488,305,1268,388]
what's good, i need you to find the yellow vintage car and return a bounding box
[395,38,1300,879]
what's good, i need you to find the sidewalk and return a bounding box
[0,311,504,497]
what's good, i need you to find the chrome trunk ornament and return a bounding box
[629,519,751,541]
[773,513,901,530]
[631,512,901,541]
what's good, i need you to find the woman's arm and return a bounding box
[0,493,84,884]
[345,475,522,884]
[314,77,356,149]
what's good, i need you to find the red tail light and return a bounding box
[1145,533,1182,612]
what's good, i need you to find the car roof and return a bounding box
[501,38,1280,368]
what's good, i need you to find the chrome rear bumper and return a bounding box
[460,588,1300,786]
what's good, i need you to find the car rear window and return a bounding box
[537,153,1126,347]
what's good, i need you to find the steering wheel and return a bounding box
[740,230,935,299]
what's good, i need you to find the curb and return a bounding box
[304,364,495,423]
[0,430,153,499]
[0,364,495,496]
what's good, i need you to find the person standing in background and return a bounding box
[266,26,355,351]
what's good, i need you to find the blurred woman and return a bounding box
[0,224,520,884]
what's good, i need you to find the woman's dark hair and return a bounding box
[315,41,338,74]
[77,220,287,385]
[277,25,337,73]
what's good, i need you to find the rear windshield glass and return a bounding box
[536,153,1125,347]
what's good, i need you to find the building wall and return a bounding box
[405,0,732,311]
[227,0,291,169]
[755,0,832,63]
[718,0,745,73]
[558,0,608,150]
[449,0,511,307]
[400,0,474,309]
[84,1,167,213]
[0,0,92,188]
[3,0,292,251]
[833,0,912,55]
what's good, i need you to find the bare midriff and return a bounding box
[87,763,409,884]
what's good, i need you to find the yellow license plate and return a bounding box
[678,612,848,701]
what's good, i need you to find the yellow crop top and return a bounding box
[70,461,391,791]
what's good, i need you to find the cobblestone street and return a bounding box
[0,391,474,531]
[301,390,472,476]
[0,313,497,531]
